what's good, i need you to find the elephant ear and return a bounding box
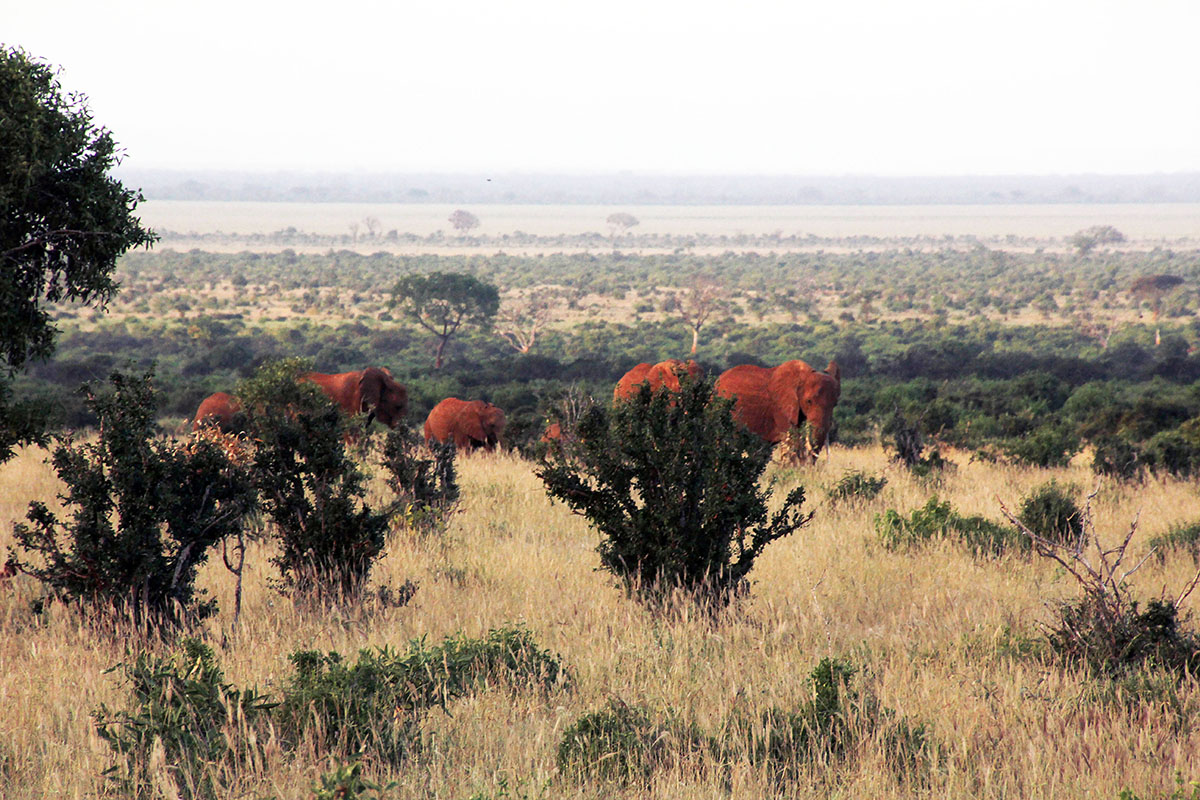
[826,360,842,394]
[769,362,811,439]
[358,368,387,413]
[461,402,490,442]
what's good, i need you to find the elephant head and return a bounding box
[424,397,507,454]
[357,367,408,428]
[716,359,841,460]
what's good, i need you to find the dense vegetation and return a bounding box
[24,246,1200,474]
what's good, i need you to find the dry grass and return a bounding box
[1,443,1199,798]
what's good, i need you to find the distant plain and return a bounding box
[140,201,1200,244]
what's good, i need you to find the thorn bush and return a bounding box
[538,376,812,607]
[9,371,256,625]
[1017,481,1083,547]
[379,425,459,534]
[882,410,947,477]
[237,359,389,600]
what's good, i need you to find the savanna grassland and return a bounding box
[4,202,1200,799]
[2,443,1200,799]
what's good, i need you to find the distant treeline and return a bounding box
[116,168,1200,205]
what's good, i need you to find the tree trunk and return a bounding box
[435,336,448,368]
[690,327,700,355]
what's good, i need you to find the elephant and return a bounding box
[301,367,408,429]
[191,391,242,432]
[613,359,703,402]
[424,398,507,454]
[715,360,841,461]
[190,367,408,432]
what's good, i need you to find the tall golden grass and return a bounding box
[1,443,1198,798]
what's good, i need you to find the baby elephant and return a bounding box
[423,398,507,454]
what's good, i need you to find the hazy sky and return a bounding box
[7,1,1199,175]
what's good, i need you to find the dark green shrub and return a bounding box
[882,411,947,477]
[1017,481,1083,547]
[556,700,714,784]
[239,359,389,599]
[379,425,459,533]
[1092,436,1145,482]
[875,497,1026,556]
[95,639,275,800]
[1047,597,1200,676]
[1143,430,1200,478]
[826,470,887,504]
[9,371,256,625]
[1148,522,1200,564]
[733,658,938,786]
[277,625,565,763]
[538,377,812,607]
[1002,424,1081,468]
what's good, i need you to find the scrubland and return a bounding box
[1,442,1198,799]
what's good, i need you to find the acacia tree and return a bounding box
[1070,225,1125,255]
[448,209,481,234]
[673,279,728,355]
[606,212,639,240]
[0,48,155,460]
[495,288,560,354]
[391,272,500,368]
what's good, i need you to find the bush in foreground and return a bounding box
[538,377,812,607]
[238,359,389,600]
[96,627,566,795]
[8,371,256,626]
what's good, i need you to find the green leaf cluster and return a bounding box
[539,377,812,606]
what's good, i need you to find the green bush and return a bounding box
[1002,424,1081,467]
[239,359,389,599]
[556,699,714,784]
[1092,436,1145,482]
[277,625,565,763]
[538,377,812,607]
[826,470,887,504]
[1148,522,1200,564]
[875,497,1026,556]
[882,411,947,477]
[732,658,939,786]
[94,639,275,800]
[9,371,256,625]
[1017,481,1083,547]
[1047,597,1200,677]
[1143,429,1200,478]
[379,425,459,534]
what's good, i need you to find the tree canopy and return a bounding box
[390,271,500,368]
[0,47,155,459]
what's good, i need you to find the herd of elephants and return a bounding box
[190,358,843,459]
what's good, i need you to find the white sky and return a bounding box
[7,1,1200,175]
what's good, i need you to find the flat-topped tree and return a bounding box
[0,48,155,461]
[391,271,500,368]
